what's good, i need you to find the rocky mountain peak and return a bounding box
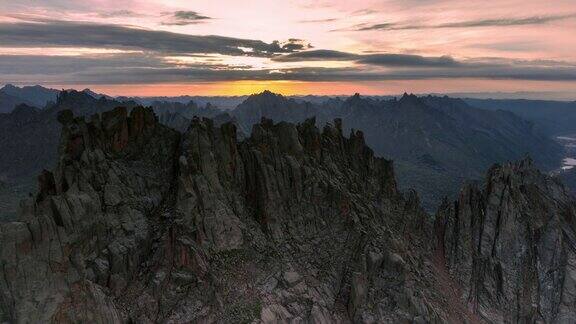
[72,105,167,154]
[344,92,364,105]
[46,90,136,117]
[54,89,99,106]
[250,89,284,101]
[237,91,291,112]
[0,84,59,108]
[0,84,18,91]
[34,106,177,204]
[398,92,420,106]
[260,89,275,95]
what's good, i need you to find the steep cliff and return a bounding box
[435,159,576,323]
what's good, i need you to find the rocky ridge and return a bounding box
[0,105,575,323]
[0,84,59,109]
[230,92,562,212]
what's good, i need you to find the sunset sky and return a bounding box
[1,0,576,97]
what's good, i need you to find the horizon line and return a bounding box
[2,83,576,101]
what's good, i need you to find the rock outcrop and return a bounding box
[435,158,576,323]
[0,106,180,322]
[117,116,443,323]
[1,106,575,323]
[0,90,137,182]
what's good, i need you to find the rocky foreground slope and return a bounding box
[0,107,575,323]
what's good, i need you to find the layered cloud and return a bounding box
[0,19,300,57]
[272,50,462,67]
[272,50,356,62]
[2,51,575,85]
[355,13,576,31]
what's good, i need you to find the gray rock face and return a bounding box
[1,107,574,323]
[0,106,179,323]
[126,116,441,323]
[435,158,576,323]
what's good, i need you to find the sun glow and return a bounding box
[88,81,321,96]
[76,78,576,98]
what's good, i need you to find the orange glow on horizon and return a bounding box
[57,79,576,99]
[84,81,383,97]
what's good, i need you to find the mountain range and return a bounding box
[465,98,576,136]
[0,86,571,219]
[229,91,563,210]
[0,84,59,113]
[1,106,575,322]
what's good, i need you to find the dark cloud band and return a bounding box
[1,54,575,84]
[272,50,462,67]
[355,13,576,31]
[0,19,301,57]
[272,50,356,62]
[0,18,574,86]
[162,10,212,26]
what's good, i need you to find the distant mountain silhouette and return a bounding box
[0,84,59,112]
[79,88,115,100]
[152,100,222,132]
[0,91,35,114]
[465,98,576,136]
